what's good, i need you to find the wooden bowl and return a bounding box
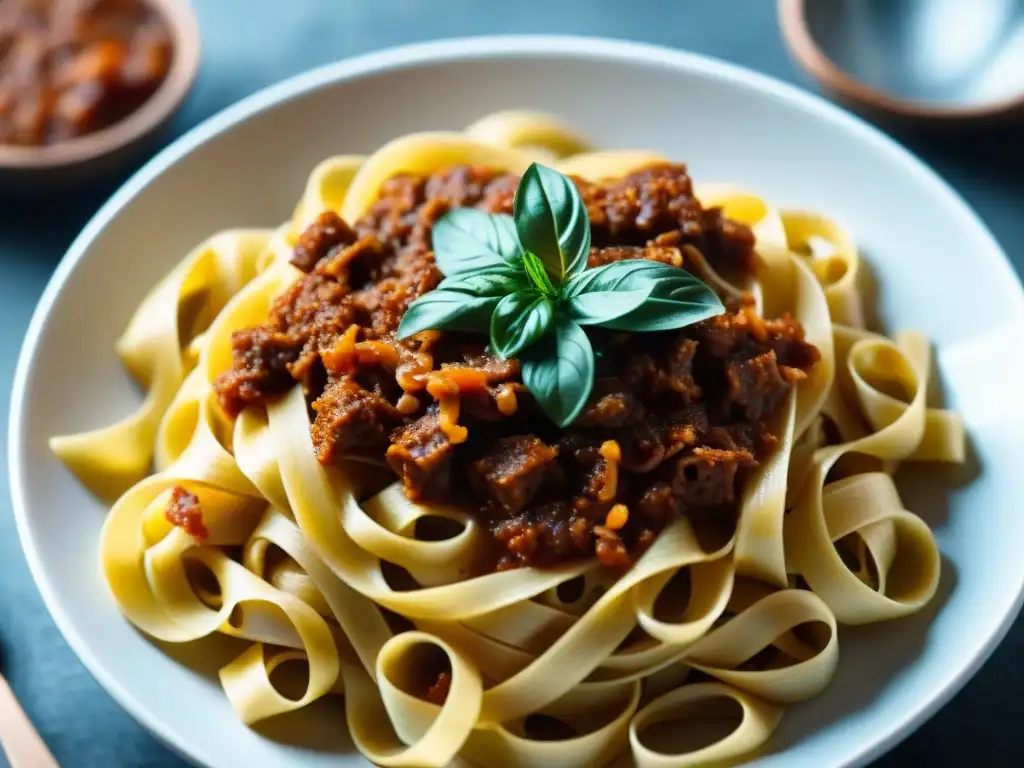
[779,0,1024,126]
[0,0,201,192]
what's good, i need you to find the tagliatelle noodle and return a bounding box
[50,111,966,766]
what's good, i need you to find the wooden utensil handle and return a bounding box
[0,674,60,768]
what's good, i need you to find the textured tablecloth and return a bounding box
[1,1,1021,766]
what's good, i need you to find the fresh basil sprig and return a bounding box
[397,162,725,426]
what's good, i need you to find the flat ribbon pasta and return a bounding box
[51,230,271,500]
[52,110,966,767]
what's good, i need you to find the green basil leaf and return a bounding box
[432,209,522,277]
[437,265,528,297]
[521,317,595,427]
[522,250,557,296]
[564,259,661,324]
[396,290,500,338]
[567,288,653,326]
[562,259,665,297]
[513,163,591,286]
[490,291,554,359]
[574,261,725,332]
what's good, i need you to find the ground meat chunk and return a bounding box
[492,503,593,569]
[430,339,521,381]
[311,378,403,463]
[216,327,304,416]
[635,481,677,525]
[456,387,517,422]
[693,296,819,370]
[690,207,758,277]
[764,316,821,370]
[270,271,353,330]
[668,406,710,446]
[623,352,664,394]
[575,380,643,428]
[618,423,675,473]
[707,424,751,454]
[594,527,631,568]
[165,486,208,542]
[581,163,757,276]
[664,337,701,401]
[479,173,519,213]
[582,458,617,506]
[725,350,791,421]
[359,166,516,255]
[291,211,358,272]
[317,235,386,288]
[587,244,684,269]
[425,165,500,207]
[355,173,426,248]
[667,447,755,508]
[619,341,699,406]
[584,163,701,241]
[559,437,617,512]
[448,351,520,382]
[470,436,560,513]
[386,411,454,501]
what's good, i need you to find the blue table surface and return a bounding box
[1,1,1021,766]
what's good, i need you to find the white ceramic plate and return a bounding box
[10,36,1024,768]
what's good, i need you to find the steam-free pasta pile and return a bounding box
[51,111,965,767]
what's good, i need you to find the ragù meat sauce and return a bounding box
[216,164,820,571]
[0,0,173,146]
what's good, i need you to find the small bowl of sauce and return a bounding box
[0,0,199,189]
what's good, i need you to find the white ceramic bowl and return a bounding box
[9,36,1024,768]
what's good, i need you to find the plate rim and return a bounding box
[9,34,1024,768]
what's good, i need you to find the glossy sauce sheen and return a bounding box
[216,164,820,571]
[0,0,172,147]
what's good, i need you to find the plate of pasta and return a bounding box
[10,36,1024,768]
